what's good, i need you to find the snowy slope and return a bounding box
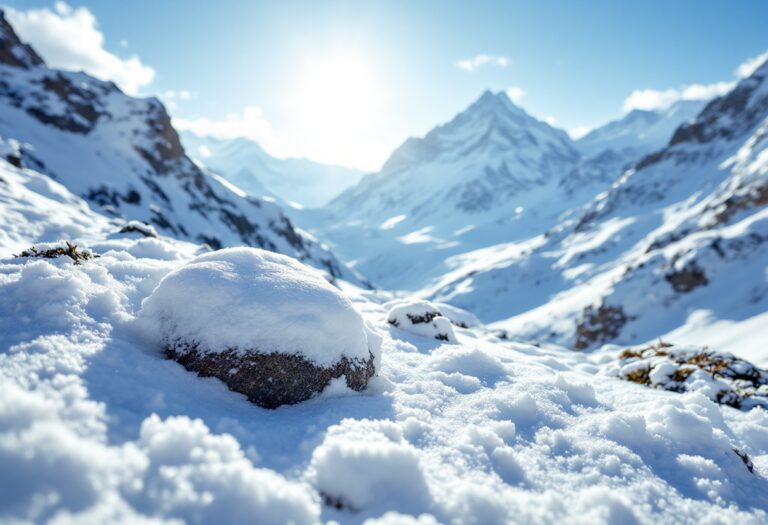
[0,12,364,285]
[1,158,767,522]
[180,131,365,208]
[428,57,768,364]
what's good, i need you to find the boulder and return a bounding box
[386,299,457,342]
[139,248,377,408]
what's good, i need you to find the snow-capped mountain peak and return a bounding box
[379,90,575,174]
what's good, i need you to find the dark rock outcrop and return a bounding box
[166,343,376,409]
[0,11,44,69]
[665,261,708,293]
[574,303,629,350]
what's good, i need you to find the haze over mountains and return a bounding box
[180,131,364,208]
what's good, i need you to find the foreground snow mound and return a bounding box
[603,342,768,410]
[139,247,376,408]
[387,300,457,343]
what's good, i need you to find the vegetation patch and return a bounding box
[609,341,768,410]
[15,241,98,264]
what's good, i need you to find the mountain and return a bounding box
[180,132,364,208]
[559,100,708,197]
[576,100,706,158]
[427,57,768,363]
[0,12,365,285]
[330,90,580,227]
[311,91,591,289]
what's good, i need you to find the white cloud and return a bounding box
[5,2,155,95]
[456,54,510,72]
[505,86,525,104]
[622,81,735,112]
[159,90,194,110]
[736,49,768,78]
[173,106,287,157]
[544,116,557,126]
[621,49,768,113]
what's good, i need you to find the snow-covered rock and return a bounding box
[386,300,457,343]
[117,220,159,238]
[139,247,377,408]
[433,301,482,329]
[603,342,768,410]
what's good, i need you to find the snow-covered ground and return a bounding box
[2,154,768,524]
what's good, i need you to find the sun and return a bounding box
[289,53,386,169]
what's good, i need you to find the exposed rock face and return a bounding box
[665,261,708,293]
[166,343,376,409]
[574,303,629,350]
[0,11,44,69]
[0,10,367,287]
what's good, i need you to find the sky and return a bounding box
[3,0,768,171]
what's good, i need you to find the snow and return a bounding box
[138,248,372,366]
[2,197,768,522]
[386,300,457,343]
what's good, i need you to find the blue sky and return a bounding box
[4,0,768,170]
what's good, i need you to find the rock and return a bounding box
[665,260,708,293]
[139,248,377,408]
[573,303,629,350]
[386,299,457,342]
[606,341,768,410]
[165,343,374,410]
[118,220,159,238]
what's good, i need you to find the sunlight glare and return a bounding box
[290,53,385,169]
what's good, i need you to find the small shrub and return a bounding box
[15,241,97,265]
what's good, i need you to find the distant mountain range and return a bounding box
[297,88,707,289]
[179,132,364,208]
[425,60,768,361]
